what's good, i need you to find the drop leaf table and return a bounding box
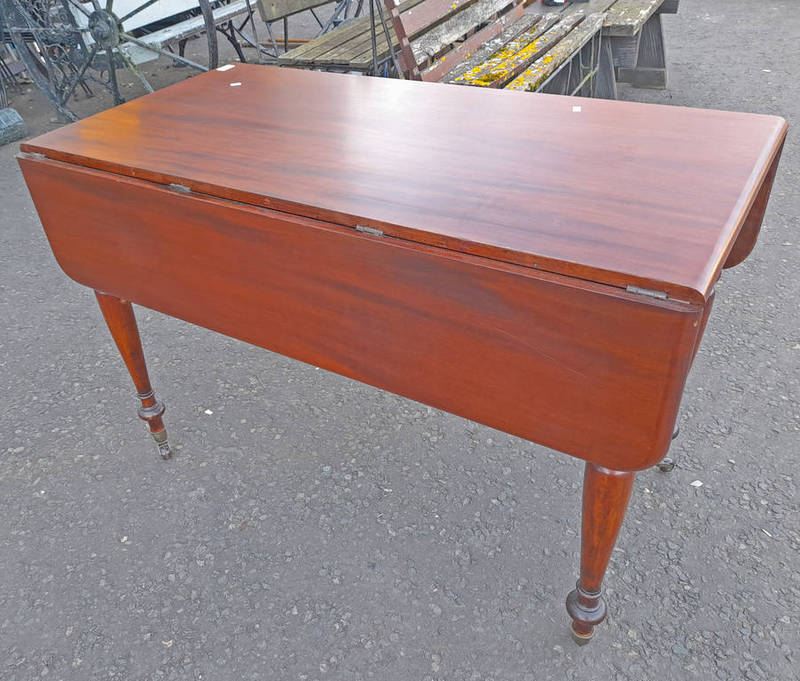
[18,64,786,643]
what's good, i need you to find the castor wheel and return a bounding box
[655,424,681,471]
[657,457,675,472]
[570,625,594,646]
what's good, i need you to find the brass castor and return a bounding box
[566,581,605,645]
[570,624,594,646]
[655,424,681,471]
[657,457,675,472]
[151,429,173,459]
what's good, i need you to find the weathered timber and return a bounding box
[440,13,540,82]
[350,0,517,72]
[506,12,603,92]
[616,11,666,87]
[422,4,525,81]
[257,0,331,22]
[453,13,572,88]
[603,0,663,38]
[277,0,424,64]
[401,0,481,38]
[409,0,518,65]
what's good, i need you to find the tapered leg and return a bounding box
[566,463,634,644]
[95,292,172,459]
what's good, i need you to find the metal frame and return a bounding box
[0,0,266,119]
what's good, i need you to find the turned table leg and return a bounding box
[95,292,172,459]
[566,462,634,644]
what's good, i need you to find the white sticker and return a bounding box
[217,64,235,71]
[572,105,582,113]
[230,82,242,87]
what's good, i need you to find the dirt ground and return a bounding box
[1,1,798,680]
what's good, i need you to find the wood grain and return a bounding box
[603,0,663,38]
[21,65,786,304]
[724,140,784,268]
[94,292,173,459]
[566,463,635,641]
[20,155,707,471]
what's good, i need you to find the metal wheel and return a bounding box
[0,0,220,120]
[2,0,92,120]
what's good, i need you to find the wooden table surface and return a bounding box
[22,64,786,304]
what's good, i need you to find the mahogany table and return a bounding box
[18,64,786,643]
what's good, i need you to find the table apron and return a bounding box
[21,156,705,471]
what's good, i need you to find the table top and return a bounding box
[22,64,786,303]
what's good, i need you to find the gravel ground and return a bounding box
[1,1,798,679]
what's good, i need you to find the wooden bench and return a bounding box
[258,0,364,52]
[279,0,615,98]
[602,0,679,89]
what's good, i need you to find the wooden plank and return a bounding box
[309,0,430,65]
[506,12,602,92]
[278,0,424,64]
[136,0,250,48]
[318,25,396,65]
[320,0,482,68]
[20,155,705,471]
[424,3,526,81]
[452,12,566,88]
[401,0,481,38]
[20,64,788,304]
[258,0,333,22]
[441,13,539,82]
[278,14,374,63]
[603,0,663,38]
[528,0,618,18]
[410,0,518,64]
[345,0,517,70]
[280,25,371,64]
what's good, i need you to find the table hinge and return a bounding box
[21,151,48,160]
[354,225,384,237]
[167,183,192,194]
[626,285,668,300]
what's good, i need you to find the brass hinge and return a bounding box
[19,151,47,160]
[354,225,384,237]
[167,183,192,194]
[626,285,668,300]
